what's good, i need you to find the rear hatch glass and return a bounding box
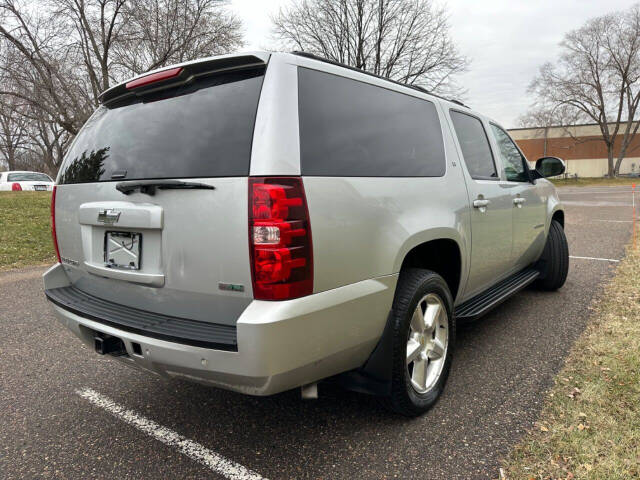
[58,67,265,183]
[54,65,265,326]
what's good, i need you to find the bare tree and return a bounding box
[26,109,71,175]
[0,45,35,171]
[0,0,243,162]
[0,61,71,174]
[114,0,242,76]
[272,0,468,95]
[525,4,640,177]
[0,2,93,135]
[0,94,29,170]
[53,0,128,101]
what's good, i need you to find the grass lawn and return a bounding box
[0,191,56,270]
[501,245,640,479]
[551,177,640,187]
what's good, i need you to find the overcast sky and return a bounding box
[229,0,636,128]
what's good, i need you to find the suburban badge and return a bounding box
[218,282,245,292]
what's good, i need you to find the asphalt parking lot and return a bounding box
[0,185,635,480]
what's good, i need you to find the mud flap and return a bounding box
[335,309,395,396]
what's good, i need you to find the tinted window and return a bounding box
[449,111,498,180]
[58,68,265,184]
[490,124,529,182]
[298,68,445,177]
[8,172,52,182]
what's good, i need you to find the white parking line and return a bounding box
[593,219,633,223]
[570,255,620,263]
[76,388,266,480]
[561,200,632,207]
[559,190,633,194]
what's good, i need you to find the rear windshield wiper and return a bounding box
[116,180,215,196]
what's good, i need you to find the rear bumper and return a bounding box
[45,285,238,351]
[43,263,397,395]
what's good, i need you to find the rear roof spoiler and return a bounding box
[99,53,270,107]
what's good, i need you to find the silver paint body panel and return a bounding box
[45,52,563,395]
[53,179,253,325]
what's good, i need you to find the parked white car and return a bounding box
[0,171,54,191]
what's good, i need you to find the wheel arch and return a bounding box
[396,235,463,303]
[552,209,564,227]
[338,245,462,398]
[546,183,564,232]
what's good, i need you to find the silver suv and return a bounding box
[44,52,569,416]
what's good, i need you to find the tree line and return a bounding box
[2,1,638,178]
[0,0,467,175]
[0,0,243,174]
[520,4,640,177]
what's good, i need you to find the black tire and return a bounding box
[382,268,455,417]
[534,220,569,291]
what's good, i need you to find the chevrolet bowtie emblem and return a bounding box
[97,209,121,225]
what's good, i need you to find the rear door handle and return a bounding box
[473,199,490,212]
[513,197,526,207]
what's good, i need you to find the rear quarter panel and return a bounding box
[304,175,471,295]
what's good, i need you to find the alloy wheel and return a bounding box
[406,293,449,394]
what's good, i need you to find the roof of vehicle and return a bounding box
[99,50,468,107]
[97,51,508,132]
[3,170,52,175]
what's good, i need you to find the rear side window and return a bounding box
[8,172,52,182]
[298,68,445,177]
[449,111,498,180]
[58,68,265,184]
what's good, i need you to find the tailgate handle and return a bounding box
[79,202,163,229]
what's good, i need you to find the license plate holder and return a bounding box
[34,185,47,191]
[104,231,142,270]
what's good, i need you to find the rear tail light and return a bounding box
[51,186,61,263]
[249,177,313,300]
[11,182,22,191]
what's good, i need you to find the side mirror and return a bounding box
[534,156,565,178]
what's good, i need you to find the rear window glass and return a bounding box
[58,68,265,184]
[8,172,52,182]
[298,68,446,177]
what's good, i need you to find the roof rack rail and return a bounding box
[448,98,468,108]
[411,85,431,94]
[291,51,455,103]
